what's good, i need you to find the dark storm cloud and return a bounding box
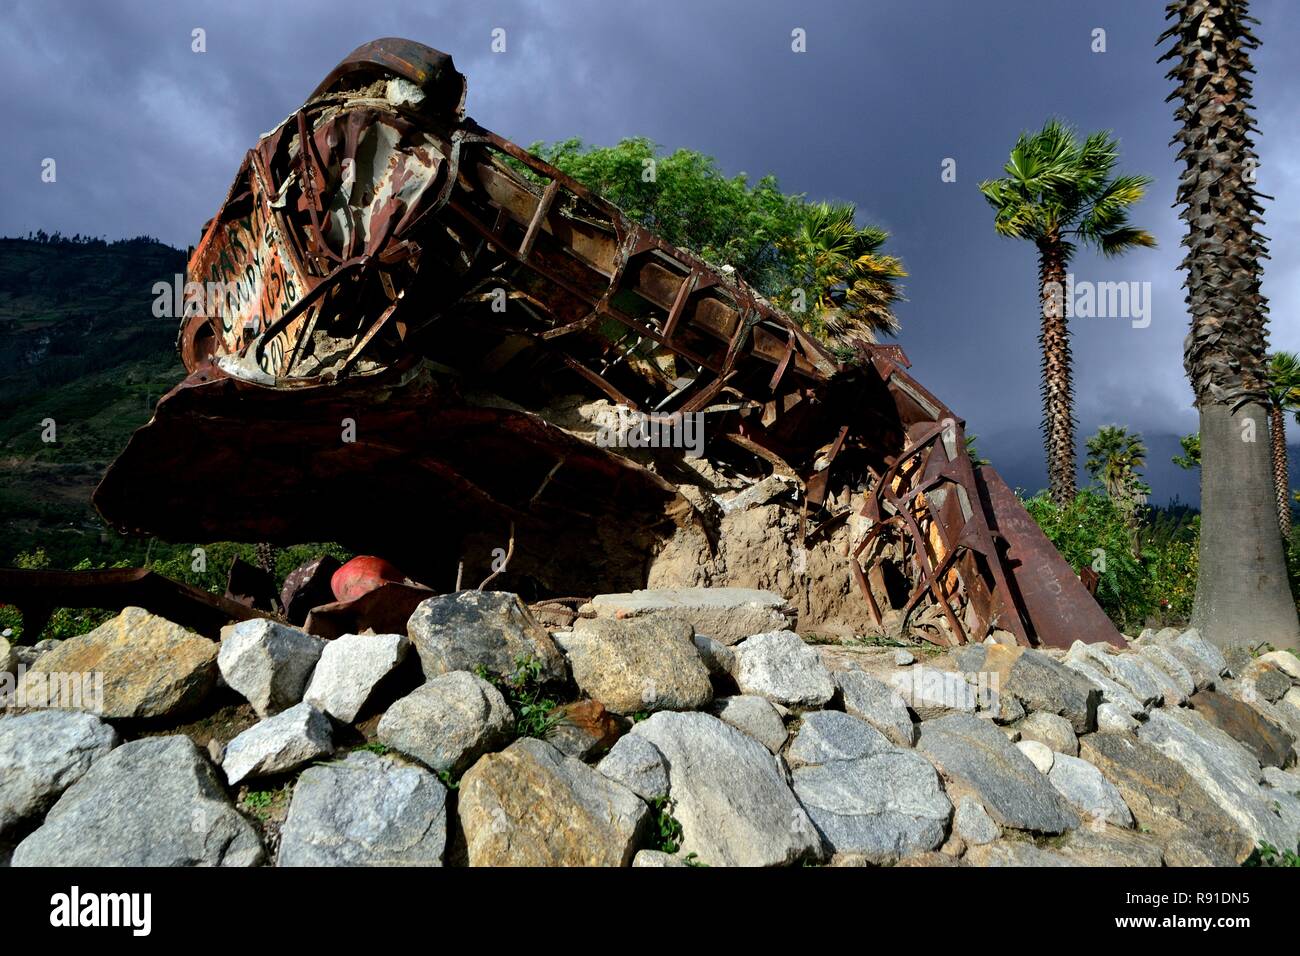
[2,0,1297,496]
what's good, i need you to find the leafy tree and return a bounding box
[778,201,906,344]
[1160,0,1299,649]
[528,138,905,347]
[1265,351,1300,536]
[1085,425,1150,532]
[1172,432,1201,470]
[979,121,1155,507]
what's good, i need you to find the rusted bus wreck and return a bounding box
[88,38,1121,649]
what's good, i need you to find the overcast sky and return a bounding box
[3,0,1297,496]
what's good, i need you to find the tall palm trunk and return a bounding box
[1161,0,1299,649]
[1269,405,1292,537]
[1037,235,1075,507]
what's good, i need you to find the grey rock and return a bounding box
[953,795,999,845]
[1097,702,1140,733]
[1258,651,1300,682]
[894,649,916,667]
[1262,765,1300,795]
[218,618,325,718]
[303,632,409,722]
[1153,628,1227,688]
[1058,825,1162,866]
[584,587,794,646]
[1016,739,1054,774]
[278,750,447,866]
[1067,642,1162,709]
[1015,711,1078,757]
[1062,657,1146,717]
[596,733,670,800]
[632,849,690,867]
[378,671,513,775]
[1079,731,1251,865]
[964,840,1077,866]
[787,711,951,862]
[1137,645,1197,699]
[1138,708,1294,850]
[888,666,977,719]
[710,695,788,753]
[917,712,1079,833]
[565,616,713,714]
[1047,753,1134,827]
[222,703,334,785]
[632,711,822,866]
[1132,653,1189,707]
[733,630,835,707]
[407,591,566,682]
[0,711,120,834]
[692,633,735,678]
[955,644,1099,732]
[835,670,916,746]
[12,736,262,866]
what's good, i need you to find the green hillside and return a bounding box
[0,235,187,566]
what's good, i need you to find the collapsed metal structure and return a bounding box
[85,38,1121,648]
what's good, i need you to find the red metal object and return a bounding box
[331,555,406,603]
[88,37,1122,649]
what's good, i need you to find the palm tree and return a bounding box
[1085,425,1150,533]
[1171,432,1200,470]
[783,201,906,347]
[1160,0,1299,649]
[1085,426,1148,501]
[980,121,1155,507]
[1265,352,1300,537]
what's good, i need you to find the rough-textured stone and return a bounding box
[916,712,1079,833]
[1188,689,1293,769]
[953,795,1000,845]
[12,736,262,866]
[964,840,1077,866]
[584,587,793,645]
[1057,825,1162,866]
[1047,753,1134,827]
[633,849,689,867]
[787,711,950,862]
[545,699,621,760]
[278,750,447,866]
[835,670,915,746]
[1263,765,1300,795]
[1097,701,1141,733]
[563,616,712,714]
[1079,732,1251,866]
[691,633,735,678]
[597,732,669,800]
[218,618,325,718]
[458,738,648,866]
[632,711,822,866]
[955,644,1098,733]
[1016,739,1054,774]
[378,671,513,775]
[1137,644,1197,699]
[1243,664,1293,703]
[303,632,409,722]
[1062,657,1146,718]
[0,711,120,834]
[1153,628,1227,688]
[19,607,217,720]
[888,666,977,719]
[407,591,566,682]
[1258,650,1300,682]
[733,630,835,707]
[1133,653,1189,707]
[710,695,788,752]
[1067,642,1162,710]
[1137,708,1295,850]
[222,703,334,785]
[1015,711,1078,756]
[894,649,916,667]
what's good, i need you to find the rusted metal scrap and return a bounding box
[91,38,1122,649]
